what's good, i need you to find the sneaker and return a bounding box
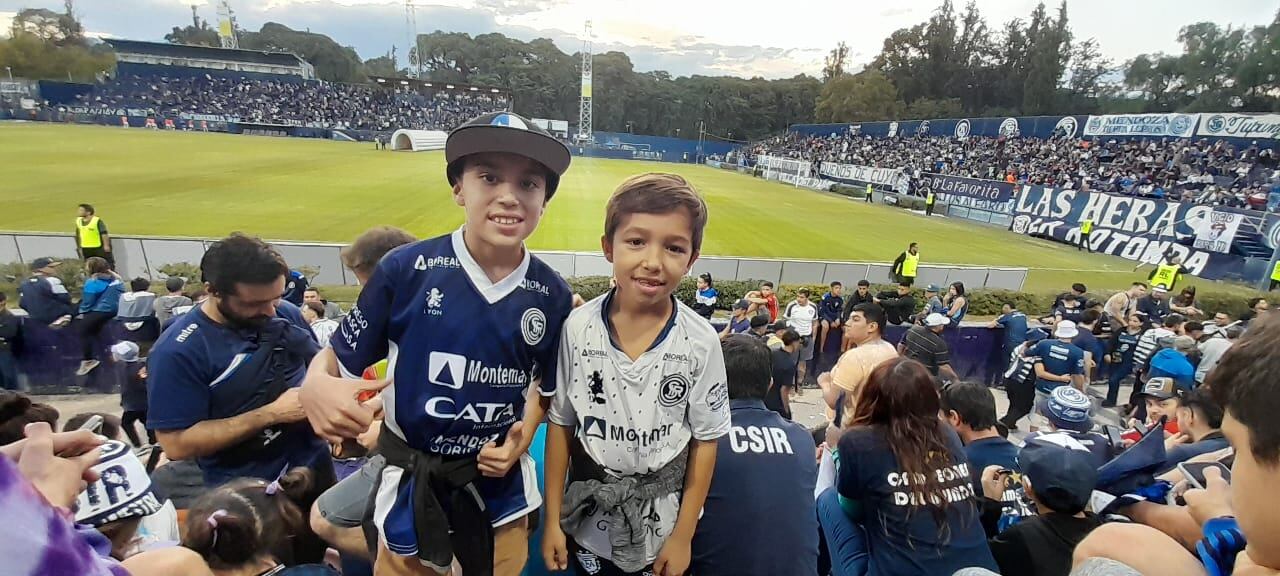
[1100,400,1117,408]
[76,360,100,376]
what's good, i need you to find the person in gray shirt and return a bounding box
[152,277,193,325]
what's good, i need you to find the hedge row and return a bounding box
[562,276,1267,319]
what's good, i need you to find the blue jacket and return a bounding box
[17,274,74,324]
[78,276,124,315]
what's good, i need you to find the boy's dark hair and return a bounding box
[303,301,326,319]
[908,242,918,249]
[1133,281,1148,289]
[1248,297,1267,309]
[761,281,774,289]
[1079,309,1101,326]
[1163,314,1186,328]
[1062,294,1077,303]
[1185,321,1204,333]
[857,280,870,287]
[604,173,708,252]
[0,391,59,445]
[722,334,771,400]
[749,315,769,329]
[777,328,801,346]
[1179,387,1224,430]
[340,226,416,277]
[184,468,314,570]
[130,277,150,293]
[200,234,289,297]
[851,303,886,333]
[797,288,810,297]
[1208,313,1280,465]
[165,276,185,293]
[78,203,95,214]
[304,287,319,295]
[1072,283,1087,294]
[898,282,912,289]
[940,382,998,431]
[85,256,110,275]
[830,281,842,288]
[1005,302,1018,310]
[64,412,122,441]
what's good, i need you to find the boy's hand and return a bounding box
[654,536,692,576]
[1184,465,1234,526]
[478,422,526,477]
[300,372,390,443]
[542,525,569,571]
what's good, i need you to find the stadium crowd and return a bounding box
[73,74,510,131]
[3,110,1280,576]
[750,131,1280,211]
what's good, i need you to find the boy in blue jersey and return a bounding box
[298,112,574,576]
[815,281,843,357]
[542,173,730,576]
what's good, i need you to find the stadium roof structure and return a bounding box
[105,39,310,67]
[368,75,507,96]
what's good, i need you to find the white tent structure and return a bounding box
[390,129,448,151]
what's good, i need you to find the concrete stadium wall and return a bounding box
[0,231,1029,290]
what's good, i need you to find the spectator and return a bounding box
[300,301,339,348]
[1202,311,1235,338]
[1133,377,1184,438]
[111,341,154,447]
[1131,314,1185,400]
[748,315,771,338]
[989,303,1028,376]
[1026,321,1087,431]
[785,288,818,384]
[1000,328,1048,431]
[1105,282,1148,328]
[281,270,309,307]
[337,225,417,284]
[71,438,174,561]
[1052,283,1090,312]
[720,299,752,339]
[823,303,899,422]
[1073,309,1103,381]
[1052,295,1083,325]
[152,277,192,325]
[891,242,920,285]
[1158,387,1228,474]
[75,257,124,376]
[840,280,874,351]
[746,280,780,321]
[824,357,998,575]
[1242,296,1270,327]
[1148,336,1197,390]
[1028,387,1112,468]
[943,281,968,326]
[1137,285,1172,325]
[0,292,20,391]
[0,390,59,444]
[692,273,718,320]
[766,328,801,420]
[118,277,159,344]
[1183,320,1206,341]
[1196,325,1241,384]
[915,283,946,324]
[692,334,818,576]
[18,257,74,326]
[976,435,1102,576]
[899,313,959,383]
[75,203,113,268]
[1170,286,1202,317]
[941,382,1019,495]
[875,282,917,326]
[302,288,343,321]
[816,281,844,356]
[1104,313,1145,408]
[182,468,339,575]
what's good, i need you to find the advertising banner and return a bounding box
[1193,210,1245,254]
[756,154,812,176]
[819,162,906,190]
[1083,113,1200,138]
[762,169,834,191]
[1008,185,1249,279]
[1196,113,1280,141]
[919,173,1016,202]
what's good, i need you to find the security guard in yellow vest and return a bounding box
[75,203,113,268]
[893,242,920,285]
[1078,218,1094,252]
[1148,254,1186,292]
[866,183,874,203]
[1270,260,1280,291]
[925,190,936,217]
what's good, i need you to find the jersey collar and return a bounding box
[451,227,530,305]
[601,288,678,354]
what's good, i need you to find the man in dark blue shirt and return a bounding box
[693,334,817,576]
[1072,309,1104,382]
[942,382,1020,495]
[17,257,74,325]
[1025,321,1087,395]
[147,234,329,488]
[989,303,1028,374]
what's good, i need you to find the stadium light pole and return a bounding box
[4,67,11,81]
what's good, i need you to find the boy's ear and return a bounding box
[684,250,700,275]
[600,234,613,262]
[452,183,465,207]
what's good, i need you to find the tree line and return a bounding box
[4,2,1278,140]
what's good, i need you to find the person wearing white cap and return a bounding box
[1136,284,1172,325]
[1023,321,1087,430]
[111,341,154,447]
[899,312,959,383]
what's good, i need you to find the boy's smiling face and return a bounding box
[453,152,549,251]
[602,208,698,307]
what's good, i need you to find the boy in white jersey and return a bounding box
[542,174,731,576]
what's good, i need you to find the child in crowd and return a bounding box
[183,468,338,575]
[111,341,154,447]
[75,257,124,376]
[816,281,844,357]
[692,272,717,320]
[719,299,751,339]
[543,173,730,576]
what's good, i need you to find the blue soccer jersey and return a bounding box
[332,229,572,531]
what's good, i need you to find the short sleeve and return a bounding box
[1071,350,1085,375]
[537,292,573,397]
[146,345,210,431]
[996,314,1008,328]
[546,324,577,427]
[98,220,108,234]
[934,340,951,366]
[332,256,396,379]
[688,338,731,441]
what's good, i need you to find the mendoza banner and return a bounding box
[1193,210,1245,254]
[1008,185,1245,280]
[1083,113,1200,138]
[1197,113,1280,141]
[756,154,812,176]
[819,162,907,190]
[918,173,1016,213]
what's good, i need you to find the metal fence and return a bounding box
[0,231,1029,290]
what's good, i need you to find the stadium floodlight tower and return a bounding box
[576,20,593,145]
[216,0,239,49]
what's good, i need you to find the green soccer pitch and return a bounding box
[0,122,1186,292]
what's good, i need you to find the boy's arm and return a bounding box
[477,384,547,477]
[541,422,574,571]
[654,438,718,576]
[744,290,767,305]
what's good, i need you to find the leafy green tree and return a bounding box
[815,70,901,123]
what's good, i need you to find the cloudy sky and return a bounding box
[1,0,1275,78]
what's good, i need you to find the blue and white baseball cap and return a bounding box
[445,111,572,198]
[1035,386,1094,432]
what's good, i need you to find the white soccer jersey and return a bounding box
[548,292,731,564]
[786,301,818,336]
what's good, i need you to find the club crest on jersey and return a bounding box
[424,288,444,316]
[521,307,546,345]
[659,373,691,408]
